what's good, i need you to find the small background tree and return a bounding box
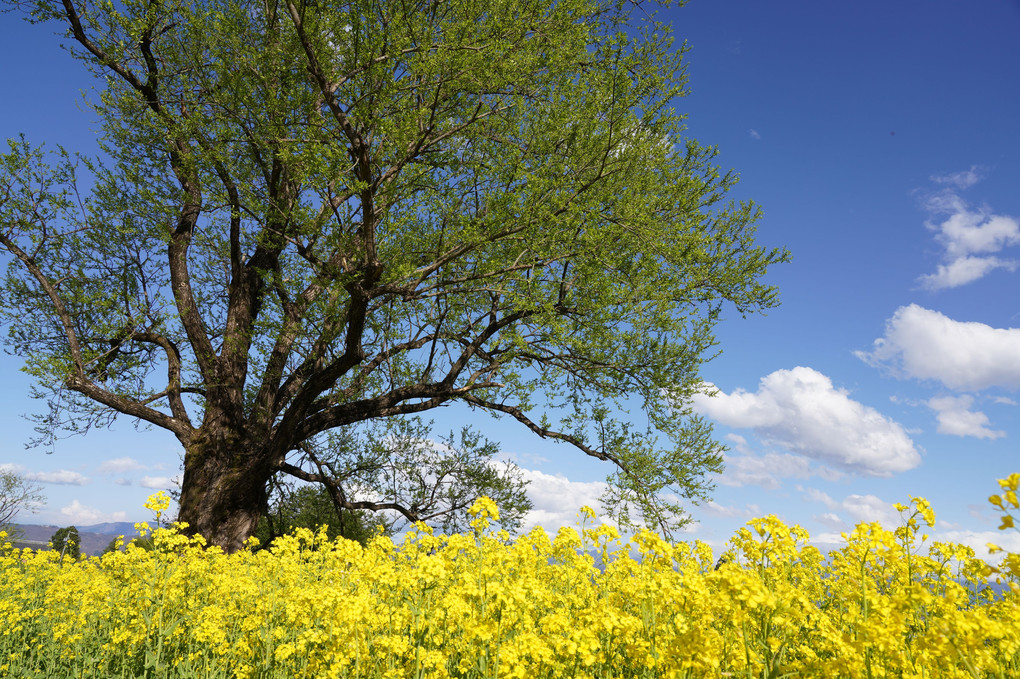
[0,469,45,539]
[50,525,81,560]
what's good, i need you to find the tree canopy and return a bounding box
[0,0,787,551]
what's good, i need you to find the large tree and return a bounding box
[0,0,787,551]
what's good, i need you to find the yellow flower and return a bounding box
[467,495,500,521]
[6,477,1020,678]
[143,490,172,514]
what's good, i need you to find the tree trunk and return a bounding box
[176,424,275,553]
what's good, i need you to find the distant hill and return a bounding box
[76,521,140,535]
[7,521,144,556]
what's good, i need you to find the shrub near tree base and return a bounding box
[2,482,1020,679]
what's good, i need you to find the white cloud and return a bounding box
[2,463,88,485]
[841,493,901,527]
[932,211,1019,260]
[800,488,901,530]
[748,129,761,140]
[717,451,841,490]
[919,256,1017,290]
[808,517,992,555]
[514,467,608,534]
[724,433,748,447]
[702,500,758,519]
[858,304,1020,391]
[499,450,549,467]
[930,166,983,189]
[917,181,1019,290]
[927,395,1005,439]
[935,529,1020,565]
[815,512,847,531]
[692,367,920,476]
[139,475,182,490]
[810,532,850,549]
[97,457,145,475]
[24,470,89,486]
[800,487,837,508]
[58,500,128,525]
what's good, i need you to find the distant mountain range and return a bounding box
[7,521,143,556]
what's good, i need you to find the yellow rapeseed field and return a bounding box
[2,477,1019,678]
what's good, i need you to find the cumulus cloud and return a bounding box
[97,457,145,475]
[841,494,902,527]
[692,367,920,476]
[58,500,128,525]
[935,530,1020,565]
[932,210,1020,260]
[809,496,906,551]
[857,304,1020,391]
[927,395,1005,439]
[514,467,608,534]
[917,178,1020,290]
[717,434,841,490]
[801,489,901,530]
[920,256,1017,290]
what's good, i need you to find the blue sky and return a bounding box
[1,1,1019,558]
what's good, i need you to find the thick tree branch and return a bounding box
[62,374,193,443]
[60,0,149,96]
[62,0,218,383]
[130,331,193,425]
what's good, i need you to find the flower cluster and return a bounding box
[2,482,1019,678]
